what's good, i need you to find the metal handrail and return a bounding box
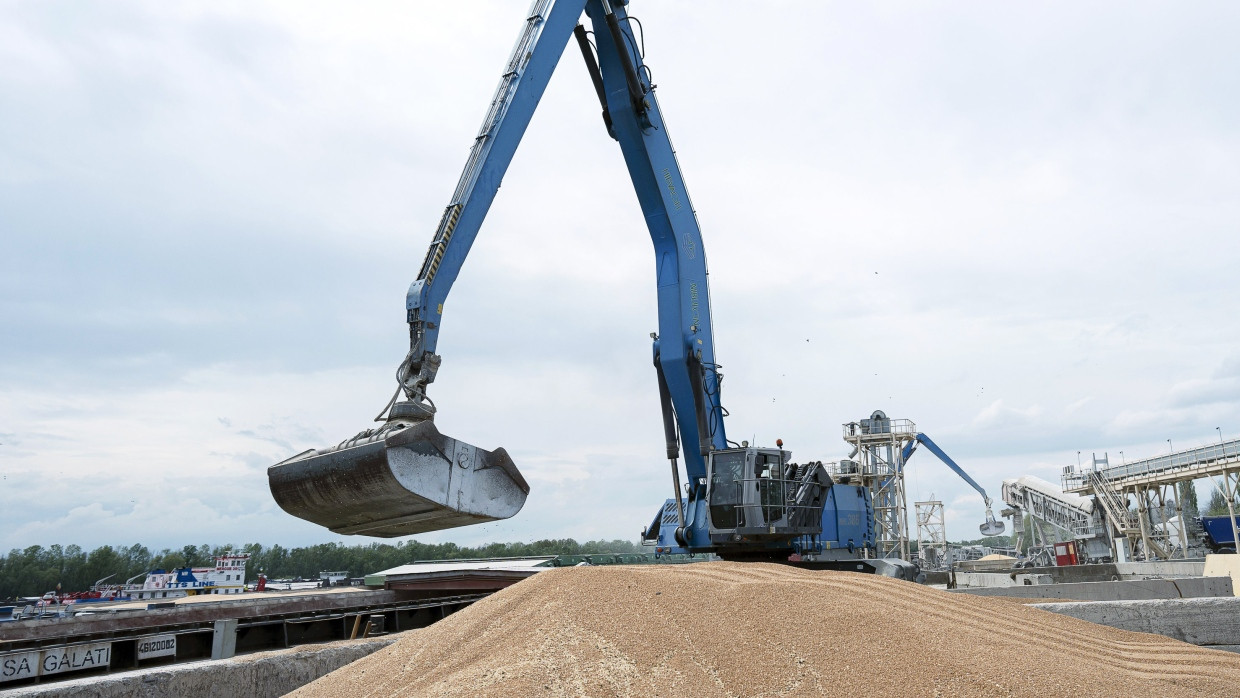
[841,418,918,439]
[1064,438,1240,489]
[1088,471,1136,533]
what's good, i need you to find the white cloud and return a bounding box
[1167,376,1240,409]
[971,400,1044,431]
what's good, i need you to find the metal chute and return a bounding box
[267,414,528,538]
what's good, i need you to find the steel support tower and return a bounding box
[915,499,947,570]
[843,411,917,560]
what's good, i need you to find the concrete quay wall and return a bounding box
[1033,596,1240,648]
[951,575,1231,600]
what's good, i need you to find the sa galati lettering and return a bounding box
[44,647,108,672]
[2,655,35,678]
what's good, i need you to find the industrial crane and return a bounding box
[268,0,911,577]
[902,433,1006,537]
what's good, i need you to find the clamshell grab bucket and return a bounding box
[979,511,1006,538]
[267,419,529,538]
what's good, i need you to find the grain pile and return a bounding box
[293,562,1240,697]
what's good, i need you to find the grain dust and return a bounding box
[292,561,1240,697]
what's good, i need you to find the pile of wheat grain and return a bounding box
[293,562,1240,697]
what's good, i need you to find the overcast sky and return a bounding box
[2,1,1237,555]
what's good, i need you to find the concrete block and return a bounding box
[953,572,1016,588]
[5,636,397,698]
[951,576,1231,601]
[1014,574,1054,585]
[958,561,1208,586]
[1114,560,1206,578]
[211,619,238,660]
[1203,554,1240,596]
[1032,596,1240,646]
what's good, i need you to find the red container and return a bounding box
[1054,541,1079,566]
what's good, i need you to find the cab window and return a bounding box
[709,452,746,529]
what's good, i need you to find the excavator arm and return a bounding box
[399,0,588,417]
[268,0,726,538]
[902,433,1006,537]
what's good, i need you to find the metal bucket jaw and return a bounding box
[267,419,529,538]
[979,510,1006,537]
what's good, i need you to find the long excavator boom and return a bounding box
[902,433,1006,537]
[269,0,725,538]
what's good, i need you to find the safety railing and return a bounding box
[1087,471,1137,534]
[1063,439,1240,491]
[842,418,917,439]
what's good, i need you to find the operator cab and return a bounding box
[705,446,832,545]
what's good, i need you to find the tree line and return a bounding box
[5,490,1234,599]
[0,538,642,600]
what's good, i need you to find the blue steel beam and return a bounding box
[584,0,726,488]
[401,0,725,489]
[405,0,588,352]
[902,433,993,504]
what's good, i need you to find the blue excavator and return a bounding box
[268,0,911,577]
